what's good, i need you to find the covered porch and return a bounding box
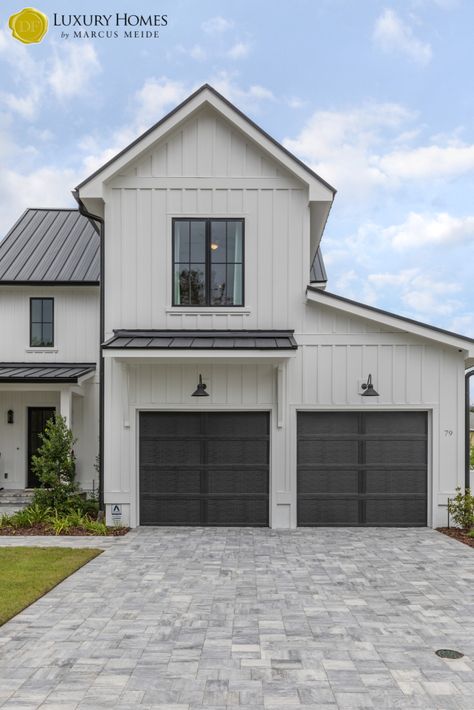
[0,364,96,493]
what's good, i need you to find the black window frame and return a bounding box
[29,297,54,348]
[172,217,245,307]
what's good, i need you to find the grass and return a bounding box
[0,547,102,625]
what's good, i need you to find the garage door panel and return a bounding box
[140,469,201,495]
[206,498,268,526]
[366,469,426,495]
[139,412,269,526]
[298,470,358,495]
[364,412,427,436]
[298,498,359,526]
[204,412,269,437]
[140,497,201,525]
[365,498,427,526]
[141,440,201,466]
[365,440,426,465]
[207,440,268,465]
[298,440,359,465]
[298,412,359,436]
[297,412,427,527]
[140,412,202,437]
[207,469,268,495]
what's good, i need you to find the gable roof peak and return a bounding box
[76,83,336,197]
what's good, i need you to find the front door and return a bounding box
[27,407,55,488]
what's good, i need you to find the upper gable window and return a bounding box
[173,218,244,306]
[30,298,54,347]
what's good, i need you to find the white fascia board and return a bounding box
[103,349,296,363]
[78,88,334,202]
[306,288,474,356]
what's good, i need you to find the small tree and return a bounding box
[31,415,78,512]
[448,487,474,530]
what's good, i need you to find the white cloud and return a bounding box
[383,212,474,249]
[227,42,250,59]
[373,8,432,65]
[48,43,101,100]
[133,77,189,131]
[284,101,474,200]
[201,16,233,33]
[0,166,78,236]
[379,142,474,179]
[284,102,415,198]
[0,32,102,116]
[208,71,275,110]
[368,268,461,316]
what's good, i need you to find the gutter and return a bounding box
[466,368,474,489]
[72,190,105,512]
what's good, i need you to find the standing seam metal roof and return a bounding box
[0,209,100,283]
[310,247,327,283]
[0,363,96,382]
[103,330,298,350]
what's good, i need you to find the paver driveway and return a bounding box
[0,528,473,709]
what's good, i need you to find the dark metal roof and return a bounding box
[307,286,474,345]
[310,247,327,283]
[103,330,298,350]
[0,209,100,284]
[0,363,96,383]
[76,84,336,196]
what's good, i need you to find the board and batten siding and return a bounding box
[0,286,99,362]
[103,108,310,335]
[103,306,465,528]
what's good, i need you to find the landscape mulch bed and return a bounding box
[437,527,474,549]
[0,524,129,536]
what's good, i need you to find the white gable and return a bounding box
[117,106,303,182]
[77,85,335,202]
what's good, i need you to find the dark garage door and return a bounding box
[297,412,427,526]
[139,412,269,525]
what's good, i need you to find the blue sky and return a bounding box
[1,0,473,337]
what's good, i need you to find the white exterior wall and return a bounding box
[103,306,465,529]
[0,285,99,362]
[103,108,309,337]
[0,285,99,491]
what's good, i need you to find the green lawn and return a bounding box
[0,547,102,625]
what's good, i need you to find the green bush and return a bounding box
[448,487,474,530]
[30,414,78,513]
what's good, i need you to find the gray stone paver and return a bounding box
[0,528,473,709]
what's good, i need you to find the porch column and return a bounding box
[60,388,72,425]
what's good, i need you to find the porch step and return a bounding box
[0,489,34,515]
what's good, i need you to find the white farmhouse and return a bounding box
[1,85,473,528]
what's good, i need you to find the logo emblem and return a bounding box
[9,7,48,44]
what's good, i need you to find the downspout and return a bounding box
[72,190,105,513]
[466,368,474,490]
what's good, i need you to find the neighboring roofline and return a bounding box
[0,362,96,383]
[0,281,99,286]
[306,285,474,348]
[75,84,336,195]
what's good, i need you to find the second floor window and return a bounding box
[30,298,54,347]
[173,218,244,306]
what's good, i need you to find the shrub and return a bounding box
[448,487,474,530]
[30,415,78,513]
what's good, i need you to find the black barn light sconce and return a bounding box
[191,374,209,397]
[360,374,379,397]
[7,409,14,424]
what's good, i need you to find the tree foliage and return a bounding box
[31,415,78,512]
